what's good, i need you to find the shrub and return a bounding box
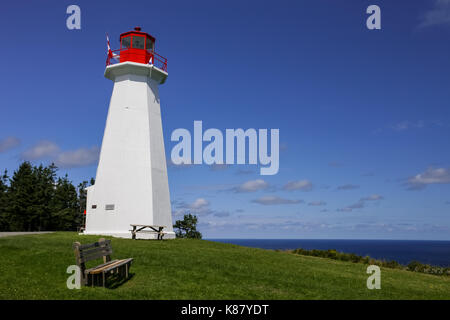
[292,249,448,277]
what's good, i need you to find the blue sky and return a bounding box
[1,0,450,239]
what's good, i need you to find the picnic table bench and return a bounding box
[73,238,133,287]
[130,224,166,240]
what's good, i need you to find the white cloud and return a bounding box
[189,198,210,210]
[234,179,269,193]
[406,167,450,190]
[419,0,450,28]
[361,194,384,201]
[173,198,230,218]
[283,180,313,191]
[337,201,365,212]
[173,198,211,216]
[337,207,353,212]
[21,140,59,160]
[199,214,450,236]
[55,146,99,168]
[336,184,360,190]
[20,140,100,168]
[308,201,327,206]
[252,196,302,205]
[391,120,425,131]
[213,211,230,217]
[374,120,443,134]
[338,194,384,212]
[0,136,20,153]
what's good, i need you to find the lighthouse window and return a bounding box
[146,39,154,50]
[105,204,115,210]
[132,35,145,49]
[122,36,131,49]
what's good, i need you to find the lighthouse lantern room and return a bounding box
[106,27,167,72]
[84,27,174,239]
[119,27,154,64]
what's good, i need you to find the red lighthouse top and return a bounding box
[106,27,167,72]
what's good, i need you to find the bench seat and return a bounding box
[87,258,133,275]
[73,238,133,287]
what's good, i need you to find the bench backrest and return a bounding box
[73,238,112,276]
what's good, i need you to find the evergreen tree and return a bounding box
[7,162,38,231]
[0,162,96,232]
[0,170,9,231]
[50,175,81,231]
[173,213,202,239]
[32,163,57,231]
[77,181,88,214]
[77,180,89,230]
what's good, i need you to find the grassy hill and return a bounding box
[0,232,448,299]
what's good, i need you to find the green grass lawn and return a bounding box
[0,232,448,299]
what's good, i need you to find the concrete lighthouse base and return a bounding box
[84,62,174,240]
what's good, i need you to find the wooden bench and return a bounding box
[73,238,133,287]
[130,224,165,240]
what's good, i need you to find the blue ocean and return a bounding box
[208,239,450,267]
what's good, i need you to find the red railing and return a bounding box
[106,48,168,72]
[153,51,168,72]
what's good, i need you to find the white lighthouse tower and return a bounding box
[84,27,174,239]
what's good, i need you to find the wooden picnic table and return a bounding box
[130,224,166,240]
